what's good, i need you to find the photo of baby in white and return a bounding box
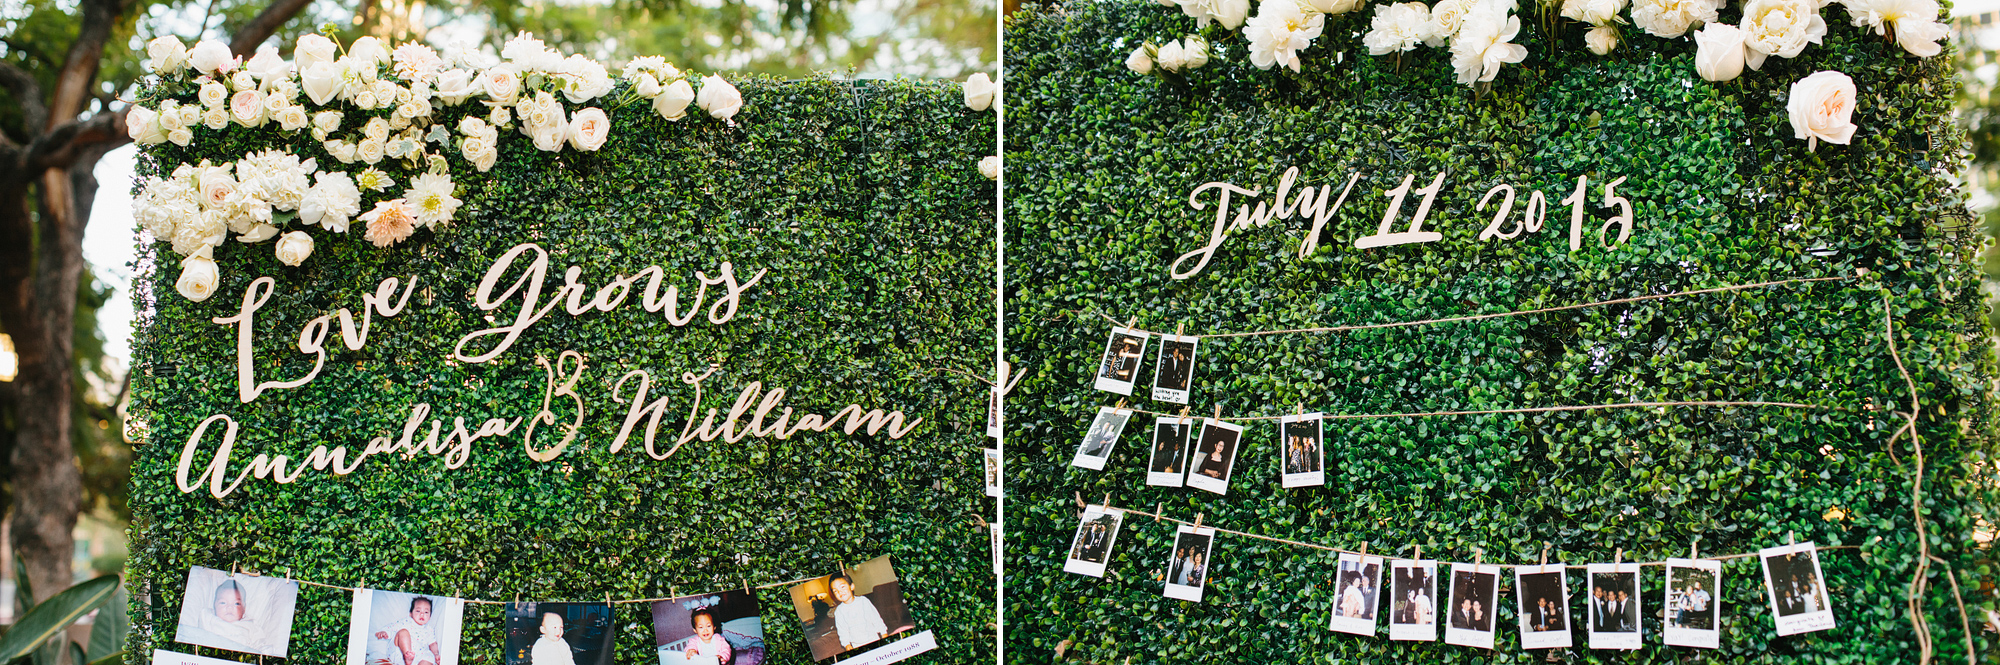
[344,588,465,665]
[174,566,300,658]
[503,603,615,665]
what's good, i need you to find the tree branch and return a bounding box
[22,110,126,173]
[46,0,127,128]
[230,0,317,56]
[0,63,48,139]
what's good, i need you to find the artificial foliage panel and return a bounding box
[1004,1,1997,662]
[127,76,995,665]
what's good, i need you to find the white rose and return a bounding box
[634,72,663,98]
[962,72,996,111]
[147,36,188,74]
[1183,35,1211,68]
[230,89,266,126]
[198,171,235,208]
[1742,0,1827,70]
[324,139,358,163]
[1560,0,1625,25]
[174,103,201,127]
[1211,0,1252,28]
[488,104,513,128]
[482,66,521,104]
[229,70,257,93]
[189,40,235,75]
[274,231,314,266]
[236,223,279,243]
[653,79,695,120]
[531,121,567,151]
[275,104,308,131]
[979,155,1000,180]
[349,36,390,67]
[567,107,610,151]
[1305,0,1365,15]
[246,46,288,83]
[371,79,400,103]
[295,34,338,71]
[127,106,166,144]
[357,137,386,164]
[1126,45,1155,74]
[1157,40,1188,72]
[353,89,379,110]
[201,106,229,129]
[1631,0,1720,38]
[199,81,228,109]
[435,69,480,104]
[176,248,221,302]
[299,62,340,106]
[1788,70,1857,151]
[461,135,498,171]
[1693,22,1747,81]
[363,116,391,140]
[313,110,343,135]
[1585,25,1620,53]
[1429,0,1477,44]
[168,126,194,145]
[695,75,743,124]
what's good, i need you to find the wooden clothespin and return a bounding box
[514,592,522,604]
[1178,406,1191,424]
[974,514,989,529]
[1153,502,1163,522]
[1474,547,1484,567]
[1295,403,1304,416]
[1174,322,1185,337]
[1102,493,1112,510]
[1115,398,1128,411]
[1124,317,1137,330]
[1414,545,1423,560]
[1192,513,1205,531]
[1787,531,1797,546]
[1213,404,1223,421]
[1074,492,1086,509]
[1538,542,1550,566]
[1689,539,1699,560]
[743,579,751,594]
[1358,542,1369,559]
[1614,547,1623,566]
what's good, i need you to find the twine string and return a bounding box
[295,574,822,604]
[1105,399,1831,423]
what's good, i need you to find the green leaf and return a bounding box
[0,575,122,663]
[84,589,126,664]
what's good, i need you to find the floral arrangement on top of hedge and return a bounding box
[127,31,1001,305]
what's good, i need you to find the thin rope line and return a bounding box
[1097,275,1853,339]
[1104,399,1830,423]
[1105,503,1859,569]
[293,574,822,604]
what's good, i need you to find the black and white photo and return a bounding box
[1515,564,1571,649]
[1444,564,1499,649]
[982,448,1001,497]
[1388,560,1438,642]
[1327,552,1383,636]
[1761,542,1835,635]
[1063,506,1124,577]
[1093,327,1149,395]
[1145,415,1194,487]
[1586,563,1641,650]
[345,589,465,665]
[788,556,916,661]
[175,566,301,658]
[1070,407,1132,470]
[1150,334,1198,404]
[1184,419,1244,495]
[1278,412,1325,489]
[1664,558,1721,649]
[503,602,615,665]
[1162,525,1216,602]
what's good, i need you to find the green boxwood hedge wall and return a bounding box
[1004,1,1996,663]
[127,76,996,665]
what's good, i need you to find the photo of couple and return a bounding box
[1327,553,1382,636]
[1761,543,1836,635]
[1145,416,1193,487]
[1071,407,1132,470]
[1150,335,1197,404]
[1664,558,1722,648]
[1443,565,1498,649]
[1515,565,1571,649]
[1094,328,1148,395]
[1064,507,1124,577]
[344,589,466,665]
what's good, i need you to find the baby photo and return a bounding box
[1587,563,1641,650]
[1184,419,1243,495]
[650,590,766,665]
[344,589,466,665]
[1444,564,1499,650]
[503,602,614,665]
[1388,560,1437,641]
[1327,552,1383,636]
[1761,542,1836,635]
[174,566,301,658]
[1071,406,1132,470]
[1145,415,1194,487]
[1664,558,1722,648]
[1162,526,1215,602]
[1063,506,1124,578]
[1150,334,1198,404]
[787,555,916,661]
[1515,565,1571,649]
[1093,327,1149,395]
[1278,413,1324,489]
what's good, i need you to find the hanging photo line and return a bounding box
[1095,399,1833,423]
[291,572,848,604]
[1095,274,1855,340]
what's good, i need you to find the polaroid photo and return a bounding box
[1664,558,1722,649]
[1063,506,1124,577]
[503,602,614,665]
[1516,564,1572,649]
[982,449,1001,497]
[1443,564,1500,650]
[788,555,916,661]
[649,590,765,665]
[984,388,1001,439]
[1163,525,1216,602]
[1761,542,1835,636]
[174,566,301,658]
[1587,563,1642,650]
[1145,415,1195,487]
[153,650,257,665]
[1327,552,1385,636]
[1071,407,1132,470]
[344,589,465,665]
[991,523,1003,575]
[1184,419,1244,496]
[1150,334,1199,404]
[1093,327,1149,395]
[1388,560,1439,642]
[1278,413,1325,489]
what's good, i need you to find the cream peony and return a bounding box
[189,40,235,75]
[1450,0,1528,85]
[567,107,611,151]
[1126,45,1155,74]
[176,247,221,302]
[393,42,445,82]
[963,72,997,111]
[654,79,696,120]
[274,231,314,266]
[1631,0,1721,37]
[979,155,1001,180]
[300,171,362,232]
[172,211,228,256]
[1741,0,1828,69]
[229,89,266,126]
[1843,0,1946,57]
[697,75,743,124]
[147,36,188,74]
[1365,2,1436,54]
[1788,70,1857,151]
[1693,22,1747,81]
[1244,0,1326,72]
[557,54,615,103]
[1586,25,1620,53]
